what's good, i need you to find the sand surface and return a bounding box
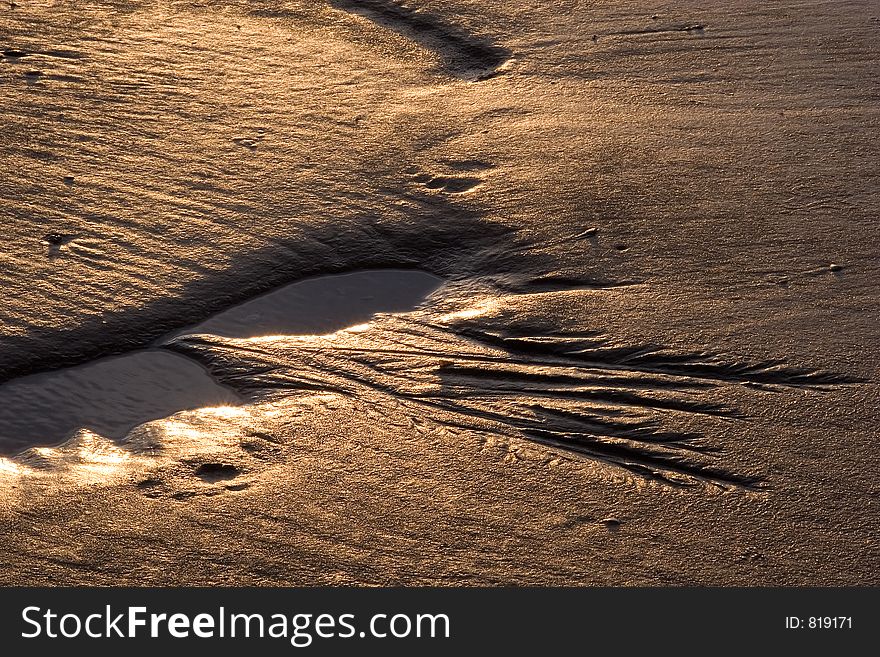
[0,0,877,585]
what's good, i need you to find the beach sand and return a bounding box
[0,0,877,585]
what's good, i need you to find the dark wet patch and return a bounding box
[331,0,510,79]
[170,308,857,490]
[423,175,482,193]
[519,276,641,292]
[194,463,240,482]
[43,232,74,247]
[613,23,708,37]
[600,517,621,532]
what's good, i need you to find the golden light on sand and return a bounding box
[344,323,373,333]
[438,300,498,322]
[81,451,128,464]
[198,406,248,419]
[77,431,129,465]
[76,432,130,476]
[156,410,247,456]
[245,335,301,343]
[159,420,204,443]
[244,321,376,343]
[78,448,129,466]
[0,457,27,476]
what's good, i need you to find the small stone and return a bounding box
[43,232,65,245]
[829,263,843,272]
[600,517,621,527]
[62,175,74,185]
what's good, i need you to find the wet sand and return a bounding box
[0,1,877,585]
